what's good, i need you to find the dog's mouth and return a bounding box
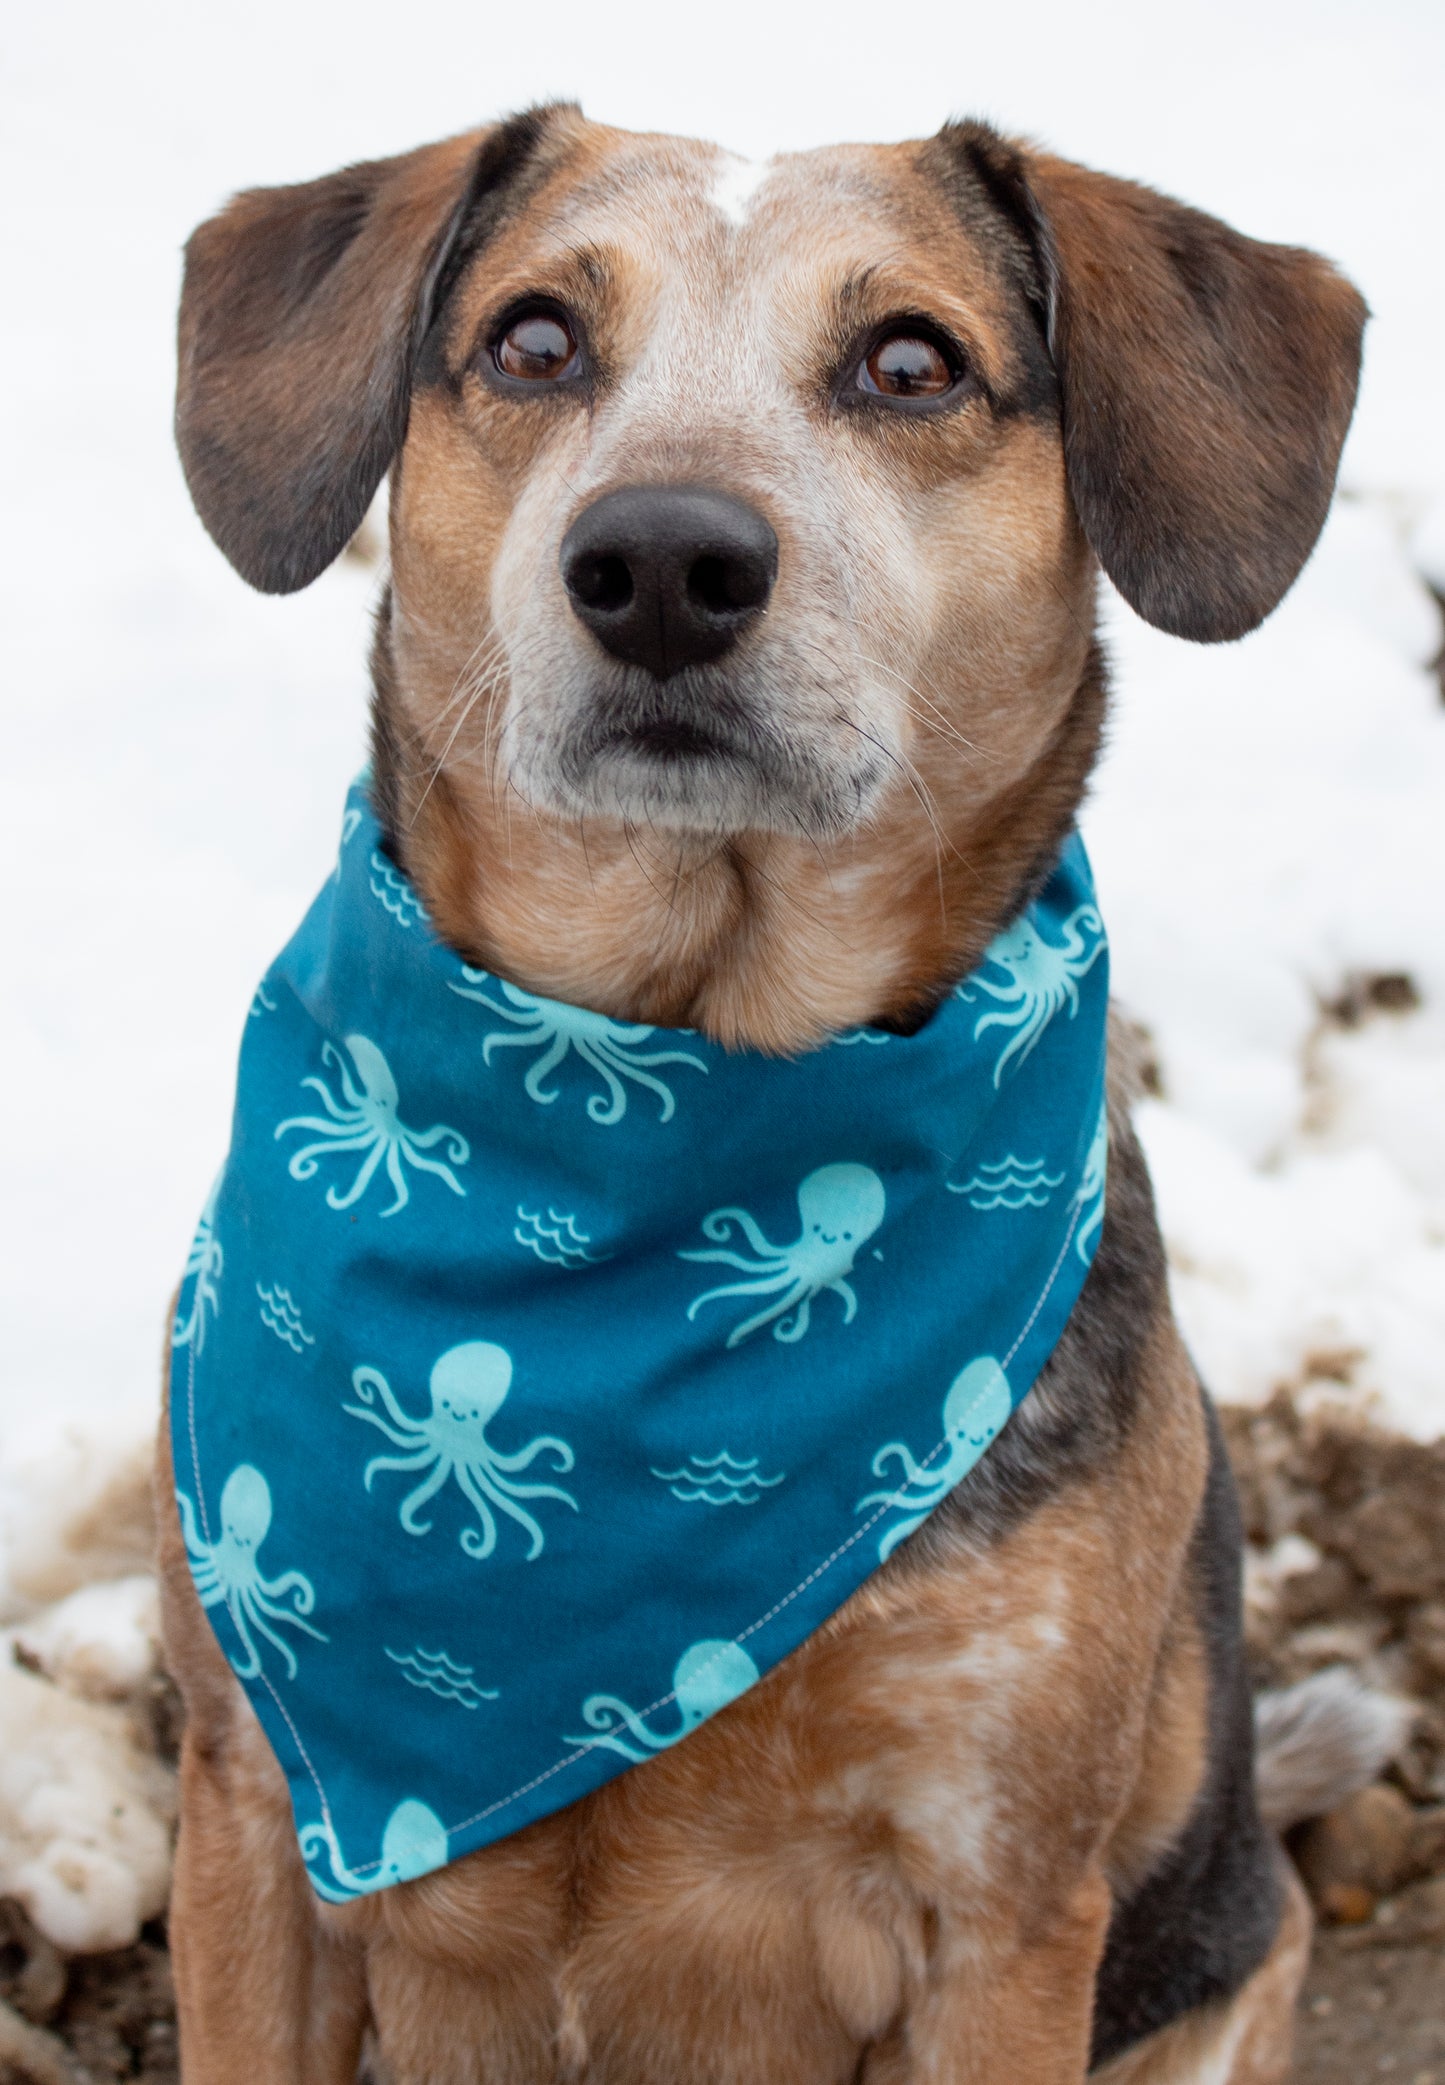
[602,716,739,763]
[500,658,895,842]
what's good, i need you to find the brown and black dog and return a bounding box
[161,106,1375,2083]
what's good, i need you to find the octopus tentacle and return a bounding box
[380,1139,412,1218]
[479,1022,548,1064]
[869,1440,930,1486]
[325,1041,366,1112]
[346,1406,423,1451]
[176,1490,206,1557]
[361,1445,433,1491]
[827,1276,859,1324]
[455,1468,499,1560]
[697,1207,780,1256]
[608,1039,707,1074]
[465,1466,549,1560]
[326,1136,386,1211]
[397,1456,453,1534]
[256,1568,316,1615]
[291,1075,355,1123]
[252,1590,326,1650]
[573,1694,664,1759]
[577,1044,629,1125]
[298,1820,361,1902]
[877,1509,930,1563]
[402,1122,470,1162]
[521,1033,573,1103]
[224,1595,264,1679]
[395,1138,467,1194]
[348,1367,420,1437]
[686,1270,793,1323]
[1059,905,1104,961]
[278,1129,373,1181]
[773,1293,816,1343]
[678,1246,790,1276]
[859,1465,951,1513]
[726,1281,811,1349]
[486,1435,575,1478]
[240,1594,302,1681]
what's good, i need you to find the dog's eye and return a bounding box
[858,332,957,400]
[493,310,580,382]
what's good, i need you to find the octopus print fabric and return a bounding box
[171,781,1110,1899]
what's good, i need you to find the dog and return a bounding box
[159,104,1377,2083]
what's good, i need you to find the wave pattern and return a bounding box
[385,1646,498,1710]
[257,1282,316,1352]
[369,851,423,928]
[650,1450,786,1507]
[514,1206,606,1269]
[947,1156,1064,1210]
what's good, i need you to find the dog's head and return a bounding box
[176,108,1364,1046]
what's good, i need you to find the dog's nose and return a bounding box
[560,485,778,679]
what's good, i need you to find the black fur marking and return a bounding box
[915,126,1060,422]
[1089,1397,1282,2068]
[412,103,576,392]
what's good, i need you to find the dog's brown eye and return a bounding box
[494,311,579,382]
[859,333,956,400]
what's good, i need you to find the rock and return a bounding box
[1318,1882,1379,1926]
[1340,1874,1445,1951]
[1295,1784,1418,1907]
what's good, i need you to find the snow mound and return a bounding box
[1083,494,1445,1440]
[0,1652,174,1954]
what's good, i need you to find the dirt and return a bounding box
[6,1396,1443,2083]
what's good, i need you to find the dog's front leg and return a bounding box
[170,1717,369,2085]
[868,1869,1112,2085]
[169,1753,367,2084]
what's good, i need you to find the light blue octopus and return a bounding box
[345,1341,578,1561]
[858,1356,1014,1561]
[681,1163,886,1348]
[566,1639,760,1760]
[1072,1097,1109,1262]
[300,1799,448,1901]
[173,1179,223,1353]
[275,1033,468,1216]
[449,969,706,1124]
[177,1464,326,1679]
[961,902,1105,1086]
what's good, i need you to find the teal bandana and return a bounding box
[171,781,1109,1900]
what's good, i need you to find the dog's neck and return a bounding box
[369,610,1107,1055]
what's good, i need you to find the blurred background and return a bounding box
[0,0,1442,2072]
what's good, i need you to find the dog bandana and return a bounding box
[171,780,1110,1899]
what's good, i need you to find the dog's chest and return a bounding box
[361,1530,1124,2081]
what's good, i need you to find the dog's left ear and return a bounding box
[176,107,568,594]
[940,124,1367,641]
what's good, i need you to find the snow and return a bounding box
[0,0,1441,1954]
[0,1657,174,1954]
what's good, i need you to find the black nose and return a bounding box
[560,485,778,679]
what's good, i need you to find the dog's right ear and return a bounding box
[175,108,568,594]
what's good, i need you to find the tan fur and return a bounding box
[163,111,1367,2081]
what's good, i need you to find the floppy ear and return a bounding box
[175,107,565,594]
[944,124,1367,642]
